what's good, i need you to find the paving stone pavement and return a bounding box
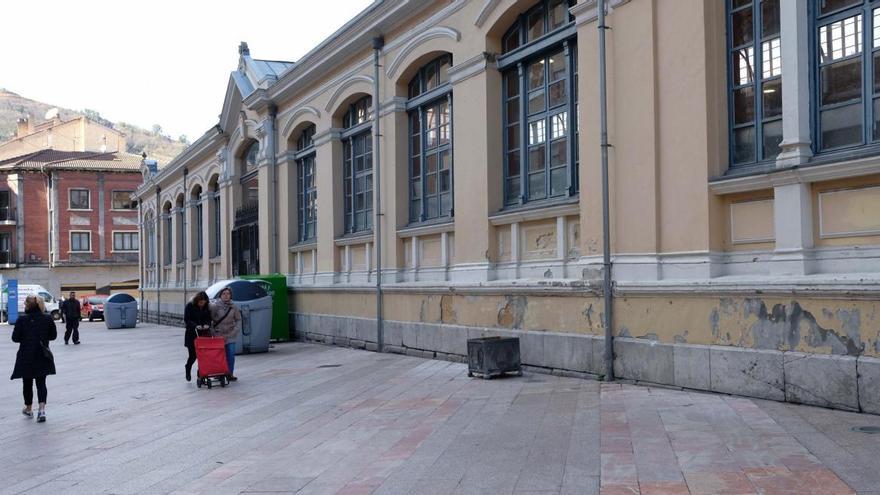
[0,322,878,494]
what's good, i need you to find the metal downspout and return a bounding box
[183,168,188,304]
[372,36,385,353]
[138,198,144,318]
[268,104,278,274]
[599,0,615,381]
[155,186,161,325]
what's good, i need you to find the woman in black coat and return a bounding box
[11,295,57,423]
[183,291,211,382]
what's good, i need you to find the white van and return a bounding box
[1,284,61,321]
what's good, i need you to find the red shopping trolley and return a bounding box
[194,327,228,388]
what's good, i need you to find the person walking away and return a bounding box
[11,295,57,422]
[210,287,241,381]
[183,291,211,382]
[60,292,81,345]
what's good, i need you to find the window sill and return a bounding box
[68,209,93,212]
[489,197,580,226]
[289,241,318,253]
[710,152,880,195]
[397,219,455,238]
[334,231,373,246]
[68,251,93,254]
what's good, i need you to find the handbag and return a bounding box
[40,341,54,364]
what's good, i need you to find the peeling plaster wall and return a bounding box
[292,291,880,358]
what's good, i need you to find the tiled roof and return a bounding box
[0,149,142,172]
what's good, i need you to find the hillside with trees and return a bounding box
[0,88,187,166]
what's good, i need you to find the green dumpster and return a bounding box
[239,273,290,341]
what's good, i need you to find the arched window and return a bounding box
[727,0,782,166]
[241,141,259,206]
[342,96,373,233]
[175,195,185,263]
[211,181,221,257]
[296,124,317,241]
[499,0,578,206]
[244,141,259,173]
[162,203,172,266]
[407,55,453,223]
[145,212,155,267]
[191,186,203,260]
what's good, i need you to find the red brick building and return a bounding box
[0,149,142,296]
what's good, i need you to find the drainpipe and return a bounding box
[372,36,385,353]
[138,198,144,318]
[155,185,161,325]
[183,168,188,305]
[267,104,278,274]
[599,0,614,381]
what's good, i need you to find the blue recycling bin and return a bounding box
[105,293,138,329]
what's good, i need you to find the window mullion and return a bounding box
[448,91,454,217]
[420,106,427,222]
[755,1,763,161]
[864,3,873,144]
[565,41,575,196]
[519,62,527,204]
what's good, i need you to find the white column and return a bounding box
[776,0,812,167]
[411,235,420,271]
[556,216,567,260]
[440,232,449,268]
[365,242,372,275]
[771,181,813,275]
[511,222,521,279]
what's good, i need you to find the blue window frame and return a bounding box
[194,199,203,260]
[727,0,782,167]
[499,0,578,206]
[163,208,172,266]
[342,96,373,233]
[813,0,880,151]
[211,183,221,257]
[296,124,317,242]
[407,55,453,223]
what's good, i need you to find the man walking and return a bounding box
[60,292,81,345]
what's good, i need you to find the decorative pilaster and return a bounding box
[776,0,812,167]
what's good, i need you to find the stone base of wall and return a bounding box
[139,309,185,328]
[292,312,880,415]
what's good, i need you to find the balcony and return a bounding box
[0,251,16,268]
[0,207,16,225]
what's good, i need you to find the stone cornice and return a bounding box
[313,128,343,147]
[449,52,496,86]
[379,97,407,117]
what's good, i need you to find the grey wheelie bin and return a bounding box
[205,279,273,354]
[105,293,138,329]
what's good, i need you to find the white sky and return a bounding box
[0,0,374,141]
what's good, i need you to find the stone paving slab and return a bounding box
[0,322,877,494]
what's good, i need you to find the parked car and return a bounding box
[81,295,109,321]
